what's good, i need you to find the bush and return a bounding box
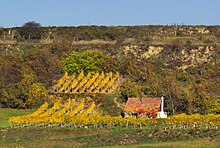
[62,50,106,75]
[18,21,43,40]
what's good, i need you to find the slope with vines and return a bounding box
[53,71,120,94]
[9,100,220,128]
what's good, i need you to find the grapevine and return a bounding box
[72,72,92,93]
[39,98,62,117]
[9,102,49,124]
[9,100,220,128]
[53,71,120,93]
[81,72,99,92]
[54,72,68,91]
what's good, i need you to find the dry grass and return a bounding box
[71,39,116,45]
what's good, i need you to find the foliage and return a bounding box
[0,48,61,109]
[120,78,143,98]
[93,94,122,116]
[62,50,106,75]
[53,71,119,93]
[28,83,48,107]
[0,73,48,109]
[18,21,43,39]
[9,99,220,127]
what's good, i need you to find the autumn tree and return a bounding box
[0,49,56,108]
[22,48,62,87]
[158,71,191,115]
[28,82,48,108]
[1,74,48,109]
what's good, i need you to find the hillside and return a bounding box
[0,25,219,115]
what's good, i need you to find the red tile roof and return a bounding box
[124,98,161,112]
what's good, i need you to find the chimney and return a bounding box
[157,96,167,118]
[161,96,164,112]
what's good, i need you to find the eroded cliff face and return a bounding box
[122,45,218,69]
[176,46,215,69]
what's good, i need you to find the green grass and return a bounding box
[0,127,219,147]
[0,108,33,128]
[104,139,220,148]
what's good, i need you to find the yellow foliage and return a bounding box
[9,99,220,127]
[54,71,120,93]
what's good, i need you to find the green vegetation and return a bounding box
[106,139,220,148]
[62,50,109,74]
[18,21,43,40]
[0,127,219,147]
[0,108,33,128]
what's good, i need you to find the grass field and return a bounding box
[0,127,219,147]
[0,108,219,147]
[0,108,33,128]
[106,139,220,148]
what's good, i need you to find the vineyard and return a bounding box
[53,71,120,94]
[9,99,220,129]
